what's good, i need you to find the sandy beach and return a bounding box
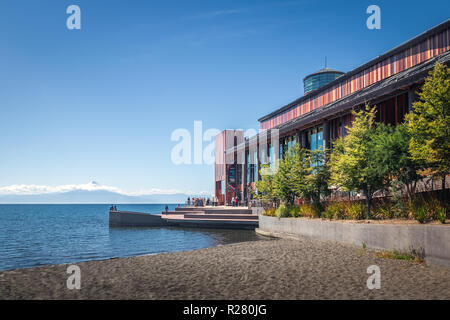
[1,236,449,300]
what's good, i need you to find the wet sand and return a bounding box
[1,237,449,300]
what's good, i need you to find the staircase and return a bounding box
[161,206,258,229]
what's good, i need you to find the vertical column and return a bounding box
[248,135,257,192]
[295,130,301,145]
[243,144,248,203]
[408,85,418,113]
[301,131,306,149]
[323,120,330,150]
[256,135,260,182]
[235,130,245,203]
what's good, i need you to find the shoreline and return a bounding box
[0,235,267,273]
[1,237,449,300]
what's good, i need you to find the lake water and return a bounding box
[0,204,263,271]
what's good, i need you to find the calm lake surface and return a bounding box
[0,204,263,271]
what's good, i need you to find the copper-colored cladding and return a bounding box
[215,130,244,205]
[259,21,450,131]
[214,20,450,204]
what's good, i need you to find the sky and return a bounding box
[0,0,449,199]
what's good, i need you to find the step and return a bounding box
[183,213,258,220]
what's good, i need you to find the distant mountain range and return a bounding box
[0,182,210,204]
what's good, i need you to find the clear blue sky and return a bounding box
[0,0,448,195]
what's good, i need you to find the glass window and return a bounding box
[253,151,258,182]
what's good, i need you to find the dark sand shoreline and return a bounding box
[1,237,449,300]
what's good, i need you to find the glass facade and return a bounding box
[268,143,274,168]
[253,151,258,182]
[286,136,296,152]
[304,70,343,94]
[247,151,258,183]
[309,126,323,151]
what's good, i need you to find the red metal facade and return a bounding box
[260,27,450,130]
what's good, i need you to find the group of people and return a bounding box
[230,196,240,207]
[186,196,218,207]
[109,205,118,212]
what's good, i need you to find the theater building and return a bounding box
[215,20,450,206]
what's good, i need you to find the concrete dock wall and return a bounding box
[109,211,170,227]
[175,207,253,215]
[257,214,450,267]
[109,210,257,229]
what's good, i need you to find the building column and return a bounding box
[408,85,418,112]
[243,143,248,203]
[301,131,306,149]
[295,130,301,145]
[323,120,330,150]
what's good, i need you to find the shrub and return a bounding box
[373,201,394,220]
[415,205,427,223]
[323,208,334,220]
[263,207,276,217]
[289,205,300,218]
[347,202,366,220]
[296,203,322,218]
[298,204,310,217]
[408,198,422,219]
[310,203,323,218]
[276,205,291,218]
[436,207,447,224]
[324,201,347,220]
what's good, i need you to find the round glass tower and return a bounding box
[303,68,344,94]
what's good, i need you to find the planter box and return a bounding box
[258,214,450,267]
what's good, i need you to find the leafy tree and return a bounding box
[255,164,275,201]
[290,145,331,210]
[405,62,450,192]
[305,148,331,209]
[275,143,332,211]
[372,123,422,200]
[290,144,311,200]
[329,104,389,217]
[272,148,297,205]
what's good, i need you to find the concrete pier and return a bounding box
[109,210,170,227]
[109,206,259,229]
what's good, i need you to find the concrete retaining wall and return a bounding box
[251,207,264,216]
[257,214,450,267]
[109,211,169,227]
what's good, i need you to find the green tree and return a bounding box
[305,148,331,209]
[373,123,422,200]
[290,144,311,201]
[272,148,297,205]
[290,145,331,209]
[329,104,389,217]
[405,62,450,192]
[255,164,275,201]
